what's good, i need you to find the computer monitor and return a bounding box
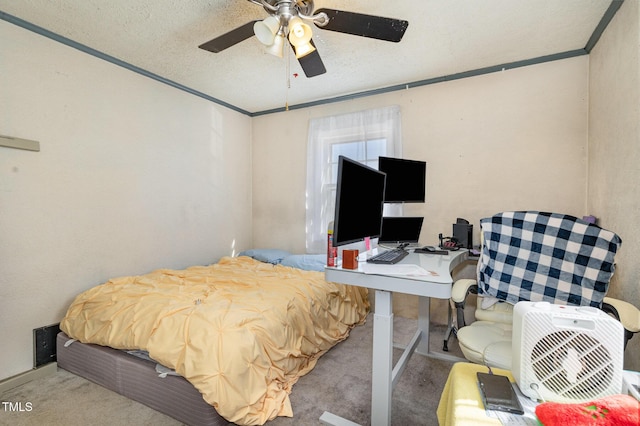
[378,156,426,203]
[333,156,387,247]
[379,217,424,246]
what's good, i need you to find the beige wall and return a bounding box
[0,21,253,381]
[252,57,589,254]
[252,56,589,330]
[588,0,640,371]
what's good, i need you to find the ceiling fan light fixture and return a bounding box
[288,17,313,45]
[293,41,315,58]
[266,32,286,58]
[254,16,280,45]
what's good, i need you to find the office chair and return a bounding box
[448,211,640,370]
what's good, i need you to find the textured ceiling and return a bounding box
[0,0,616,115]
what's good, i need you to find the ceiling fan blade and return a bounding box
[295,40,326,78]
[198,20,259,53]
[314,8,408,43]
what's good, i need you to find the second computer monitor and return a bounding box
[378,156,426,203]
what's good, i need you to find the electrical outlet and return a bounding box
[33,323,60,368]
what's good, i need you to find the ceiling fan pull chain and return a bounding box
[285,37,291,111]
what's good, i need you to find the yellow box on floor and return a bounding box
[437,362,514,426]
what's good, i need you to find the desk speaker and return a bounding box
[453,221,473,249]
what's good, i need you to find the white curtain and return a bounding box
[305,106,403,253]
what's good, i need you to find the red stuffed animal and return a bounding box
[535,394,639,425]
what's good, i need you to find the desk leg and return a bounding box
[417,296,466,362]
[417,296,430,356]
[371,289,393,426]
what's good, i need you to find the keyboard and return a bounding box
[366,248,409,264]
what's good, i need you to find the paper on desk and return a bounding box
[361,263,439,277]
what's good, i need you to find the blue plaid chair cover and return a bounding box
[478,211,622,307]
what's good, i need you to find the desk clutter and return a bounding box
[437,363,640,426]
[438,217,474,250]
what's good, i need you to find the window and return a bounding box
[305,106,402,253]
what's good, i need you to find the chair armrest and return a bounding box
[602,297,640,333]
[451,279,478,330]
[451,279,478,303]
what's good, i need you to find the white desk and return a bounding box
[320,250,468,426]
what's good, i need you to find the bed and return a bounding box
[57,252,369,425]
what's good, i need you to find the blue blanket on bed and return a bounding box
[477,211,622,307]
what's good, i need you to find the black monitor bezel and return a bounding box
[378,156,426,203]
[378,216,424,245]
[333,156,387,247]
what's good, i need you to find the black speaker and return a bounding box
[453,218,473,249]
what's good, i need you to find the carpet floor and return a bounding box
[1,315,465,425]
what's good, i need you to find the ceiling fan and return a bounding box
[198,0,409,78]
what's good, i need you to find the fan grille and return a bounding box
[530,330,614,400]
[517,306,625,403]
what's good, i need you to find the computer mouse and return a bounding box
[416,246,436,252]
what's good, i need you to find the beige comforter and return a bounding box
[61,256,369,425]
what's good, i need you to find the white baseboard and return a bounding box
[0,363,58,394]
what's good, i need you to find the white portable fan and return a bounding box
[512,301,624,403]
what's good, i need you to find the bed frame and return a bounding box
[56,332,227,426]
